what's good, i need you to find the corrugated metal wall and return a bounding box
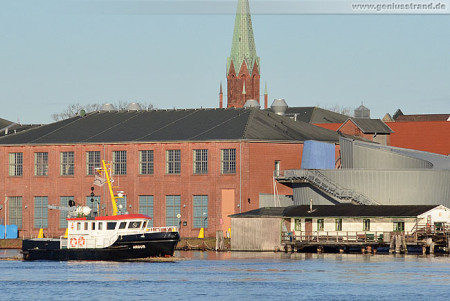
[292,170,450,207]
[231,217,282,251]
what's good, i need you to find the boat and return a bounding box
[22,161,180,261]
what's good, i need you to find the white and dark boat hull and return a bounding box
[22,232,180,261]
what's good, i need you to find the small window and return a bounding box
[84,223,88,231]
[317,219,324,231]
[107,222,117,230]
[128,221,142,229]
[335,219,342,231]
[98,222,103,230]
[77,222,81,231]
[363,219,370,231]
[142,221,147,229]
[119,222,127,229]
[294,219,301,231]
[274,160,280,177]
[92,222,95,230]
[435,222,444,231]
[393,222,404,232]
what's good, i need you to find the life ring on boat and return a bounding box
[70,237,77,248]
[70,223,74,230]
[78,236,85,247]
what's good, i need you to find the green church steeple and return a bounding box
[227,0,260,75]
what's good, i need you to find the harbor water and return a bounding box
[1,250,449,300]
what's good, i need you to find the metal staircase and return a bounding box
[288,169,379,205]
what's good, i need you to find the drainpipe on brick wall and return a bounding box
[239,142,242,213]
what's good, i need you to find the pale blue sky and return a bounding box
[1,0,449,124]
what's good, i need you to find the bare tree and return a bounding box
[51,101,155,121]
[318,104,353,117]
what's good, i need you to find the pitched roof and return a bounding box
[338,118,393,134]
[395,114,450,122]
[0,108,340,145]
[231,205,439,218]
[229,207,286,218]
[284,107,350,124]
[283,205,438,217]
[227,0,259,75]
[0,117,13,129]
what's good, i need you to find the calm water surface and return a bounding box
[0,250,449,300]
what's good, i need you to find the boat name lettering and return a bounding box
[133,245,146,249]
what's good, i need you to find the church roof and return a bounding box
[227,0,259,75]
[0,108,340,145]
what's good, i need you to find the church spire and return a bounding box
[226,0,260,108]
[227,0,260,75]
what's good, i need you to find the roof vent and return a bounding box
[243,99,260,109]
[271,98,288,116]
[100,103,116,111]
[127,103,142,111]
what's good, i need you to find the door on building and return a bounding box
[305,218,312,241]
[221,189,235,237]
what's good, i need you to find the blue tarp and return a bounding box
[0,225,18,239]
[301,140,335,169]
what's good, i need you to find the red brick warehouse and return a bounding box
[0,109,340,238]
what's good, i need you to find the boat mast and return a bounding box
[102,160,119,216]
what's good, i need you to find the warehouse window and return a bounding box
[317,219,324,231]
[113,151,127,175]
[193,149,208,174]
[139,150,154,175]
[34,196,48,228]
[86,196,101,216]
[86,151,101,175]
[221,149,236,174]
[34,152,48,176]
[363,219,370,231]
[335,219,342,231]
[166,195,181,227]
[60,152,75,176]
[166,150,181,174]
[9,153,23,176]
[193,195,208,228]
[59,196,74,228]
[274,160,280,177]
[139,196,154,227]
[8,196,22,228]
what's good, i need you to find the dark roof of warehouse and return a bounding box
[0,108,340,145]
[0,118,42,137]
[284,107,350,124]
[231,205,439,218]
[338,118,393,134]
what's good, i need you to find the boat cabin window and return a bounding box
[77,222,81,231]
[119,222,127,229]
[142,221,147,229]
[128,221,141,229]
[98,222,103,230]
[84,222,88,231]
[107,222,117,230]
[92,222,96,230]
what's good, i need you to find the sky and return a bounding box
[1,0,450,124]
